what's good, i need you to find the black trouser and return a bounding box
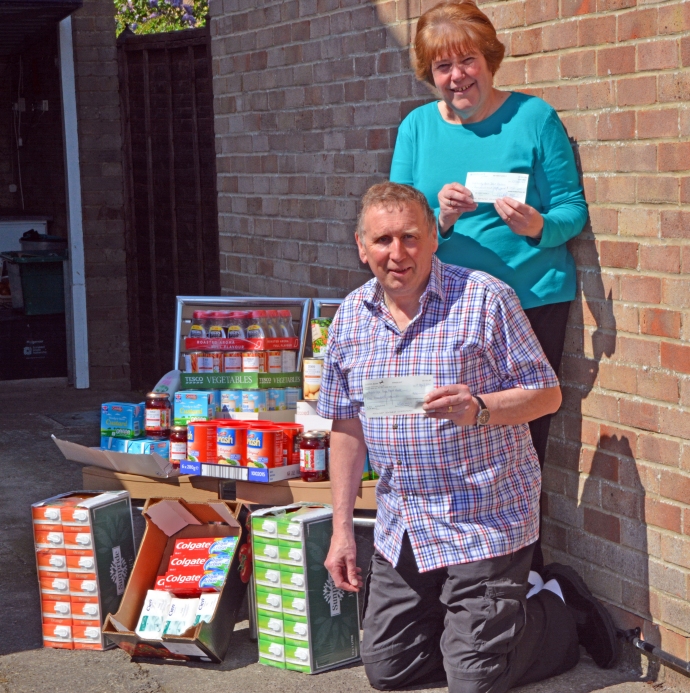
[523,301,571,572]
[362,535,580,693]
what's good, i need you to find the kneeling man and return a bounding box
[319,182,617,693]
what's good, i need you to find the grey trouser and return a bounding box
[361,535,580,693]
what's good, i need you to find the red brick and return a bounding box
[577,81,615,110]
[597,46,636,76]
[512,27,542,56]
[561,49,596,79]
[661,470,690,506]
[542,21,579,52]
[637,108,680,139]
[618,8,658,41]
[636,176,679,204]
[639,433,681,466]
[525,0,559,23]
[646,498,682,533]
[580,447,619,482]
[526,55,560,83]
[598,111,636,140]
[618,336,660,367]
[681,177,690,203]
[637,369,680,404]
[683,36,690,67]
[661,210,690,239]
[562,0,594,16]
[561,112,597,140]
[578,15,616,47]
[620,274,661,303]
[659,142,690,172]
[640,308,682,339]
[658,72,690,103]
[619,398,660,431]
[662,278,690,309]
[661,342,690,374]
[658,3,690,35]
[616,142,657,171]
[589,207,618,234]
[579,144,616,172]
[495,59,526,87]
[584,507,621,543]
[599,240,638,269]
[599,362,637,394]
[639,244,681,273]
[581,391,620,421]
[597,176,636,203]
[617,75,657,107]
[542,84,578,111]
[638,39,680,72]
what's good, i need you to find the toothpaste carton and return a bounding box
[136,590,172,640]
[163,598,200,636]
[193,593,220,625]
[42,623,73,649]
[42,599,72,621]
[32,491,136,651]
[73,625,103,650]
[103,497,249,664]
[252,504,360,674]
[101,403,145,439]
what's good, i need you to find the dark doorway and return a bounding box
[118,27,220,389]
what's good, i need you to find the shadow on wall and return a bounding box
[542,142,656,675]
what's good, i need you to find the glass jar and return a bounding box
[188,310,209,338]
[169,426,188,468]
[145,393,171,439]
[207,311,226,339]
[299,430,329,482]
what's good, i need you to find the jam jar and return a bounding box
[145,393,171,439]
[299,430,329,482]
[169,426,188,468]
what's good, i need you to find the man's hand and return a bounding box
[494,197,544,239]
[423,384,478,426]
[325,530,362,593]
[438,182,478,233]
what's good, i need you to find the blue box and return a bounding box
[101,436,170,459]
[174,390,219,426]
[101,402,145,439]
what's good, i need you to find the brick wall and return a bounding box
[210,0,690,665]
[71,0,130,387]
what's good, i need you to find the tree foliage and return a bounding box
[114,0,207,36]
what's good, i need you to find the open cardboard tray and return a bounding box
[82,466,223,502]
[104,498,251,663]
[53,436,175,479]
[236,478,378,510]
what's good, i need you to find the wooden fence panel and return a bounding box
[118,27,219,389]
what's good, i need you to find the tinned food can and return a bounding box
[217,424,248,466]
[302,358,323,400]
[222,352,242,373]
[311,318,332,357]
[247,427,283,469]
[220,390,242,413]
[285,387,301,409]
[187,351,214,374]
[187,421,219,464]
[267,351,282,374]
[209,351,223,373]
[242,351,267,373]
[281,423,304,466]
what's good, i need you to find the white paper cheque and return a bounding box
[465,172,529,204]
[363,375,435,418]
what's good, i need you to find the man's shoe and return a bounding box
[543,562,619,669]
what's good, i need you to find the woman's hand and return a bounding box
[438,182,478,233]
[494,197,544,239]
[423,384,478,426]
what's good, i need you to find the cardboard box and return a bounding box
[32,491,136,650]
[251,504,360,674]
[101,438,170,458]
[180,460,300,484]
[52,435,175,479]
[104,498,251,663]
[101,403,145,439]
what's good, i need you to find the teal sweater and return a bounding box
[390,93,588,309]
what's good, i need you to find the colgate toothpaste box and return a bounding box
[104,498,250,663]
[32,491,135,651]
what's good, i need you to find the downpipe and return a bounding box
[619,628,690,676]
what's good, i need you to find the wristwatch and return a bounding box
[474,395,490,426]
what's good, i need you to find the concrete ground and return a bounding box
[0,379,680,692]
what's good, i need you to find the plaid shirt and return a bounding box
[317,256,559,572]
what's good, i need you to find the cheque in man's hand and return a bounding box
[363,375,435,418]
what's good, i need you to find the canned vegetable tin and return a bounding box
[302,358,323,401]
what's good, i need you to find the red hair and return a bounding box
[414,0,505,83]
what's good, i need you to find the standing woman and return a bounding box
[390,0,588,570]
